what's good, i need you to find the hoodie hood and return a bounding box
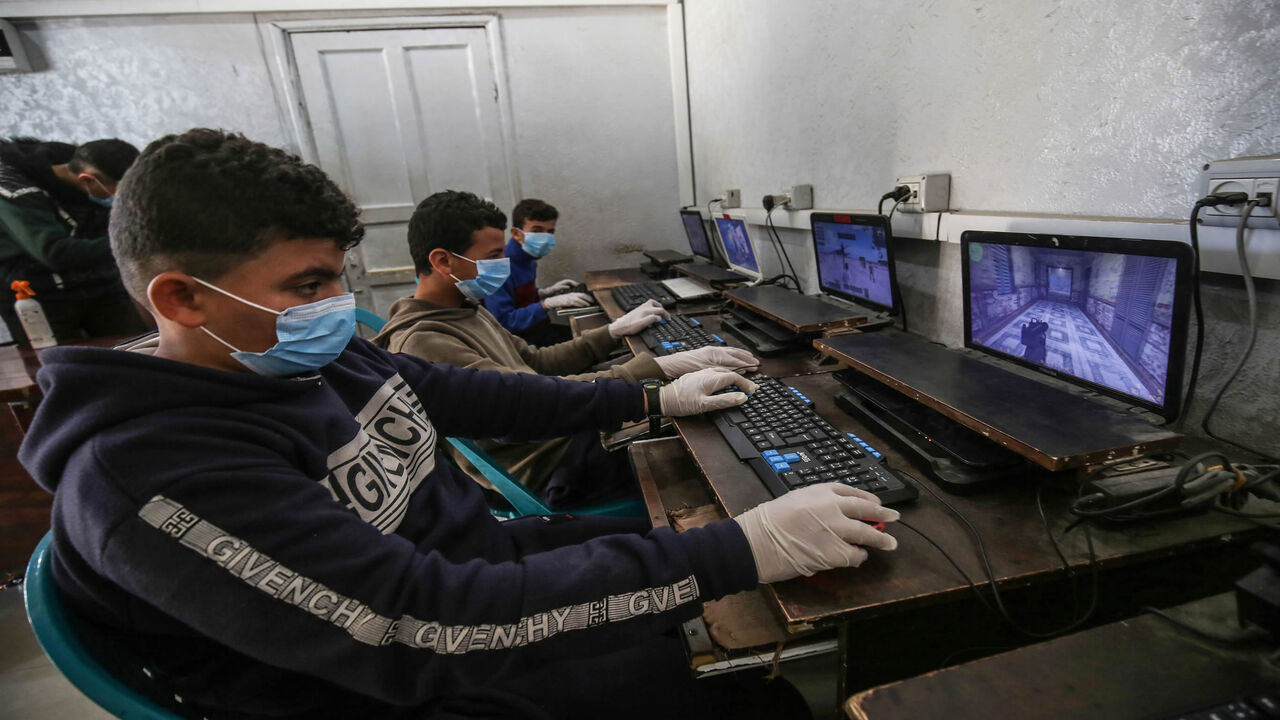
[19,335,322,494]
[371,296,476,348]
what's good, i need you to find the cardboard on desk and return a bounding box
[725,284,885,335]
[816,331,1182,471]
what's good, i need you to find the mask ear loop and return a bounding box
[190,277,281,316]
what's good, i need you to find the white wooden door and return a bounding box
[286,22,517,319]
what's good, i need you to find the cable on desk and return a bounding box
[895,518,993,612]
[895,467,1100,638]
[1071,452,1276,524]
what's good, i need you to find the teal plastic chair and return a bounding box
[354,306,386,333]
[447,437,646,519]
[24,532,184,719]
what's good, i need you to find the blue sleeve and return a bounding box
[484,278,548,333]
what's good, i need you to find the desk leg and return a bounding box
[836,620,849,717]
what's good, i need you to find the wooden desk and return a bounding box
[845,593,1280,720]
[584,267,650,291]
[635,370,1267,693]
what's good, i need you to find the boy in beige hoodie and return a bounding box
[373,190,755,508]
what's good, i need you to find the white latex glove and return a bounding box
[735,483,900,584]
[538,279,578,299]
[543,292,594,310]
[656,368,758,417]
[608,299,670,338]
[654,346,759,379]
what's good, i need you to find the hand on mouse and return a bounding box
[734,483,899,583]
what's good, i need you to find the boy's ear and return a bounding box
[147,272,208,328]
[426,248,454,277]
[511,227,524,243]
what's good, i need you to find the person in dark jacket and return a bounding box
[484,198,593,345]
[18,128,900,719]
[0,137,148,346]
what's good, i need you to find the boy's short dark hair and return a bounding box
[407,190,507,275]
[511,198,558,230]
[69,139,140,182]
[110,129,364,304]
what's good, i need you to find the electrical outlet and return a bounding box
[789,184,813,210]
[721,188,741,209]
[894,173,950,213]
[1198,155,1280,229]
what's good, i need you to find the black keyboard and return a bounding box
[711,377,919,505]
[1156,692,1280,719]
[639,313,727,356]
[611,282,676,310]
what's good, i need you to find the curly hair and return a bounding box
[511,198,558,230]
[110,129,364,304]
[407,190,506,276]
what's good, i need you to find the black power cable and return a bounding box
[895,467,1100,638]
[763,206,801,291]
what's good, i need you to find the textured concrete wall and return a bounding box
[685,0,1280,456]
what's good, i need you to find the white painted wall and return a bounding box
[0,6,687,282]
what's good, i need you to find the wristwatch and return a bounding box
[640,378,664,435]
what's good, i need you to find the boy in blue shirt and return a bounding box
[485,198,591,345]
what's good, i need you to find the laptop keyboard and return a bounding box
[639,314,727,356]
[611,282,676,310]
[711,376,918,505]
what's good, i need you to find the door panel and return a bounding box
[288,24,515,322]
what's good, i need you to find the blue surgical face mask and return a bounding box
[193,277,356,377]
[84,176,113,207]
[521,232,555,258]
[450,253,511,301]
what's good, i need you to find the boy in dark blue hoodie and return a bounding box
[484,198,592,345]
[18,129,900,720]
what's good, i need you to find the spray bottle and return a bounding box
[11,281,56,349]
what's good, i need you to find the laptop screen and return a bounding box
[961,231,1193,420]
[810,213,897,313]
[679,209,712,260]
[713,215,760,278]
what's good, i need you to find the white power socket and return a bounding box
[721,188,741,209]
[894,173,950,213]
[1198,154,1279,229]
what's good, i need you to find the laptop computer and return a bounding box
[723,213,898,334]
[819,230,1194,471]
[675,209,750,284]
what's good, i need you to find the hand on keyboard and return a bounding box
[657,368,758,416]
[653,346,759,379]
[538,278,580,298]
[609,299,670,338]
[735,483,900,583]
[543,292,594,310]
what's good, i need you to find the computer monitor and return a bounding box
[961,230,1193,420]
[679,209,713,261]
[810,213,897,313]
[713,213,761,280]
